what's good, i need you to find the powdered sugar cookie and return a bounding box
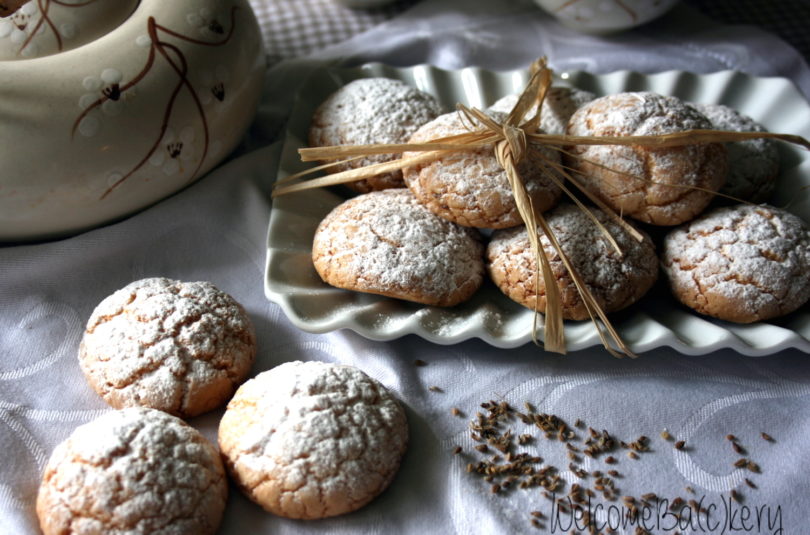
[403,110,563,228]
[489,86,595,135]
[312,189,485,306]
[309,77,444,193]
[690,102,779,203]
[662,204,810,323]
[218,360,408,519]
[79,277,256,418]
[487,203,658,320]
[37,407,227,535]
[566,92,727,225]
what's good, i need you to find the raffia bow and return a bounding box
[273,58,810,357]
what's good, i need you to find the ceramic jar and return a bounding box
[534,0,679,34]
[0,0,265,241]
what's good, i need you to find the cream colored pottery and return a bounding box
[533,0,679,34]
[0,0,265,241]
[0,0,139,59]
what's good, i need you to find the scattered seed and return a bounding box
[660,429,672,440]
[451,407,462,417]
[475,444,489,453]
[428,385,443,393]
[491,483,501,494]
[530,510,544,519]
[734,458,748,468]
[674,440,686,450]
[605,456,616,464]
[531,518,542,529]
[732,442,746,455]
[726,434,737,442]
[524,401,535,413]
[575,418,584,428]
[628,451,639,460]
[452,446,462,455]
[747,461,761,473]
[731,489,741,502]
[761,432,774,442]
[745,478,757,489]
[607,470,620,477]
[413,359,428,366]
[641,492,657,501]
[685,486,695,494]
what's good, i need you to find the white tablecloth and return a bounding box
[3,1,810,533]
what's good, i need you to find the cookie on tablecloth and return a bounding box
[662,204,810,323]
[79,277,256,418]
[37,407,227,535]
[689,102,779,203]
[218,360,408,519]
[566,92,727,225]
[308,77,444,193]
[312,189,485,306]
[487,203,658,320]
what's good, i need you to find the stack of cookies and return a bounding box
[308,77,810,325]
[37,277,410,534]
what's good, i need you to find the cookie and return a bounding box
[566,92,727,225]
[79,277,256,418]
[218,360,408,519]
[489,86,595,135]
[312,189,485,306]
[662,204,810,323]
[689,102,779,203]
[487,203,658,320]
[308,77,444,193]
[402,110,563,228]
[37,407,227,535]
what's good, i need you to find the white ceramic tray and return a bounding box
[265,63,810,355]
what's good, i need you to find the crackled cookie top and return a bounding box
[218,360,408,519]
[566,92,727,225]
[402,110,563,228]
[79,277,256,418]
[37,407,227,535]
[662,204,810,323]
[489,86,595,135]
[487,203,658,320]
[309,77,444,193]
[312,189,484,306]
[690,102,779,203]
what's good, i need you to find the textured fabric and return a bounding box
[249,0,417,63]
[3,1,810,534]
[250,0,810,65]
[684,0,810,60]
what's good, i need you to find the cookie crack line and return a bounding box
[369,226,403,249]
